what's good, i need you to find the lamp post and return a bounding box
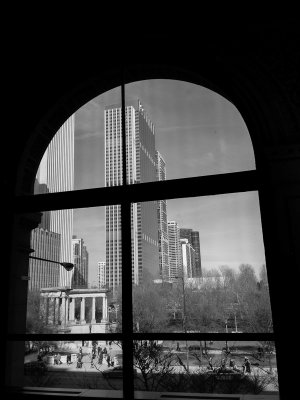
[28,253,74,333]
[175,274,189,372]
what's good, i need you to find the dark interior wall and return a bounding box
[3,20,299,398]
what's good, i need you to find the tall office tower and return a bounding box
[35,115,75,287]
[167,221,182,280]
[191,231,202,277]
[180,238,196,278]
[180,228,202,277]
[156,151,170,281]
[98,261,106,288]
[105,101,159,290]
[29,228,61,290]
[72,235,89,288]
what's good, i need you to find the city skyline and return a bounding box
[36,80,265,285]
[73,80,264,284]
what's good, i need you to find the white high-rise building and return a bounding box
[180,238,195,278]
[98,261,106,288]
[35,115,74,287]
[167,221,182,280]
[72,235,88,288]
[156,151,170,281]
[105,101,159,290]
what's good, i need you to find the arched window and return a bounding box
[7,78,279,397]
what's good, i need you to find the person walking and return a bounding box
[98,351,103,365]
[244,357,251,374]
[77,353,82,368]
[107,354,111,368]
[57,353,62,365]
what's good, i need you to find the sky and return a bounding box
[71,80,265,284]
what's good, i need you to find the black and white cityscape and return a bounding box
[26,80,273,335]
[23,80,279,394]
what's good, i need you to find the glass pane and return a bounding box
[133,340,279,395]
[125,79,255,184]
[34,86,121,194]
[132,192,273,333]
[17,206,121,334]
[16,340,122,391]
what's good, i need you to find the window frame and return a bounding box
[8,80,276,399]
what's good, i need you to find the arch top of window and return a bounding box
[33,79,255,195]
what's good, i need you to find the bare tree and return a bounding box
[133,340,177,391]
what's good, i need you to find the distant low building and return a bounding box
[185,276,226,289]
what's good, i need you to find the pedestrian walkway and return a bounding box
[37,342,122,373]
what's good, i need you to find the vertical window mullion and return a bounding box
[121,80,134,399]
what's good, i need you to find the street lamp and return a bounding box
[28,252,74,286]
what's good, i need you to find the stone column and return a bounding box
[49,297,55,325]
[55,297,60,325]
[101,295,108,322]
[91,297,96,324]
[66,297,70,323]
[39,295,49,327]
[80,297,86,324]
[69,297,75,323]
[45,297,49,325]
[61,293,66,327]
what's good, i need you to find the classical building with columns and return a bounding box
[40,287,110,333]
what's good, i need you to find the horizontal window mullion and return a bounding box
[132,332,275,341]
[7,333,125,341]
[14,170,258,213]
[7,332,275,343]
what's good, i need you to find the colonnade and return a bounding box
[40,288,109,328]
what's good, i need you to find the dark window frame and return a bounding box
[8,80,276,399]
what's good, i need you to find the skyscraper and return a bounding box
[167,221,182,280]
[72,235,89,288]
[156,151,170,281]
[105,101,159,290]
[180,238,196,278]
[34,115,75,287]
[180,228,202,277]
[29,228,61,290]
[98,261,106,288]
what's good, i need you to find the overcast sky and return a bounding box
[72,80,265,284]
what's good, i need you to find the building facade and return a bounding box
[29,228,61,290]
[156,151,170,281]
[180,238,196,278]
[180,228,202,277]
[98,261,106,288]
[34,115,75,287]
[105,101,159,290]
[72,235,88,288]
[167,221,182,280]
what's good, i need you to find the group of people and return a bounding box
[207,356,251,374]
[74,344,114,369]
[90,344,114,368]
[53,353,62,365]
